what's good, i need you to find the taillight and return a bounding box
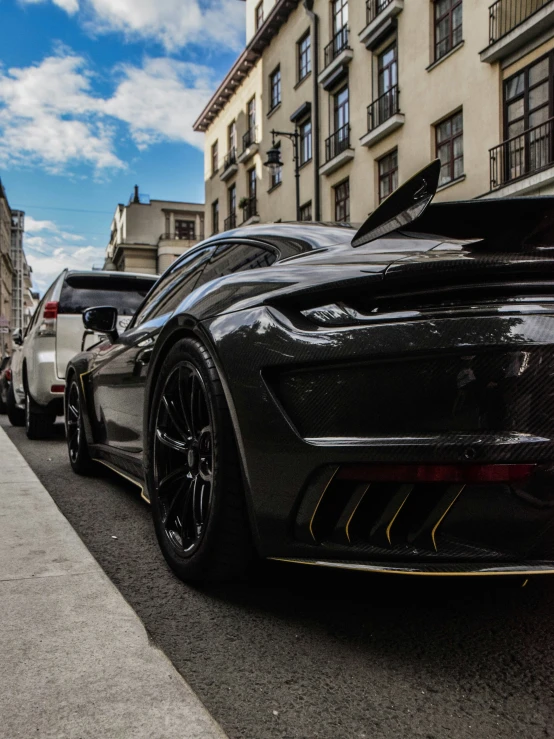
[337,464,536,483]
[5,368,11,381]
[38,300,59,337]
[43,301,59,320]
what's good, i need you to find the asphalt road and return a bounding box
[2,416,554,739]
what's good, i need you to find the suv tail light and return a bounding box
[5,368,11,381]
[38,301,59,337]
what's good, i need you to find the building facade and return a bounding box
[104,187,206,275]
[10,210,26,334]
[195,0,554,232]
[0,179,14,357]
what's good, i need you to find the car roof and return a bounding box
[204,222,357,250]
[65,270,157,280]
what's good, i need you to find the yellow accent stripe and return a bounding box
[431,484,465,552]
[78,368,94,397]
[522,579,529,588]
[345,484,370,544]
[268,558,554,577]
[309,467,339,542]
[92,458,151,504]
[386,487,412,545]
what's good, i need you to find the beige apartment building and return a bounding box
[0,179,14,357]
[104,187,205,275]
[194,0,554,232]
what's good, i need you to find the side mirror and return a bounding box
[12,328,23,346]
[83,306,119,342]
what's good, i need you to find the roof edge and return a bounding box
[193,0,299,133]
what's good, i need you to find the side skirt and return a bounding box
[90,445,150,503]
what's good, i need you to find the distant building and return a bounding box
[11,210,25,334]
[0,179,14,357]
[104,186,205,275]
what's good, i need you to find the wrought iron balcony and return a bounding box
[489,117,554,190]
[159,232,203,242]
[367,85,400,132]
[223,212,237,231]
[223,148,237,170]
[323,26,350,68]
[489,0,552,43]
[325,124,351,162]
[241,196,258,222]
[366,0,394,23]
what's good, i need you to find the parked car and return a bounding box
[65,160,554,584]
[0,355,11,413]
[11,269,157,439]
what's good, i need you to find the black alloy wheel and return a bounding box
[154,362,213,556]
[65,378,93,474]
[147,338,252,583]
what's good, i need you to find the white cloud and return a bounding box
[18,0,245,52]
[25,215,85,242]
[0,51,213,175]
[27,245,106,294]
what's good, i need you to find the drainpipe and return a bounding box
[303,0,321,221]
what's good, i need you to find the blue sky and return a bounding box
[0,0,245,293]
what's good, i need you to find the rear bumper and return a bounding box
[207,306,554,568]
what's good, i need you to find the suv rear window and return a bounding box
[59,274,156,315]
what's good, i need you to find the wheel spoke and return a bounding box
[178,366,193,435]
[162,395,189,443]
[156,428,188,453]
[157,466,189,496]
[164,476,192,527]
[67,402,79,419]
[189,374,200,437]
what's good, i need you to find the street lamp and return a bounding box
[263,128,301,221]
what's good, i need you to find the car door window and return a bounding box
[133,246,214,326]
[197,242,278,287]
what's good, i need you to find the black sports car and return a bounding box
[66,161,554,582]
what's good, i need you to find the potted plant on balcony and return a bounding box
[238,196,250,210]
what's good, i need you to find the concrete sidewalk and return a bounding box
[0,426,227,739]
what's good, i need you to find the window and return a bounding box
[434,0,462,61]
[334,179,350,222]
[248,167,257,200]
[174,219,195,240]
[332,0,348,35]
[229,184,237,215]
[333,85,349,138]
[134,247,214,326]
[255,1,264,30]
[270,164,282,189]
[298,32,311,82]
[247,97,256,135]
[59,275,154,316]
[436,110,463,186]
[378,150,398,203]
[300,202,312,221]
[212,200,219,234]
[228,121,237,153]
[300,119,312,164]
[378,43,397,96]
[270,66,281,111]
[198,243,278,288]
[211,141,218,175]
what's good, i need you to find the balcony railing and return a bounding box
[325,124,351,162]
[159,231,204,241]
[241,196,258,222]
[366,0,394,24]
[223,212,237,230]
[367,85,400,131]
[489,0,551,44]
[223,148,237,171]
[323,26,350,68]
[242,127,258,152]
[489,117,554,189]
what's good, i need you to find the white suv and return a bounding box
[10,269,157,439]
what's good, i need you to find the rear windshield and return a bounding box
[59,274,156,315]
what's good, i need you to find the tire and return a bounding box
[7,384,25,427]
[25,390,56,440]
[0,392,6,414]
[145,337,253,584]
[65,377,95,474]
